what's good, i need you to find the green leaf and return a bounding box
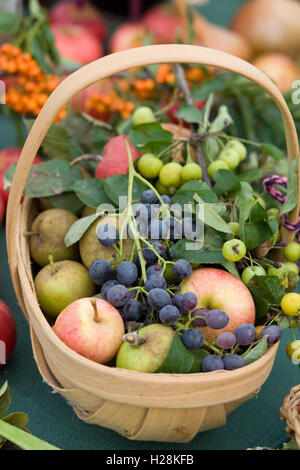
[242,223,260,250]
[213,169,241,196]
[155,333,202,373]
[250,202,267,224]
[64,212,102,247]
[202,93,214,129]
[237,181,254,225]
[29,0,44,18]
[0,12,22,34]
[171,231,226,265]
[103,174,148,206]
[259,143,284,160]
[129,122,173,154]
[280,157,298,215]
[71,179,112,209]
[175,103,204,125]
[194,193,233,234]
[45,192,84,216]
[0,382,11,419]
[208,105,233,133]
[172,180,218,208]
[248,275,283,318]
[19,159,83,198]
[0,420,59,451]
[40,124,72,159]
[243,336,268,365]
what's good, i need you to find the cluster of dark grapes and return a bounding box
[89,189,199,330]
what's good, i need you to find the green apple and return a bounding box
[132,106,155,125]
[267,264,290,281]
[225,140,247,161]
[207,160,229,178]
[283,241,300,262]
[219,148,240,169]
[116,324,175,373]
[34,259,95,317]
[242,265,266,285]
[29,208,79,266]
[222,239,246,262]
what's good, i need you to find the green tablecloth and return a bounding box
[0,0,299,451]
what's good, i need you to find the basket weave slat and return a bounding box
[280,385,300,448]
[6,45,299,442]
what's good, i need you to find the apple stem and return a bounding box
[123,332,145,347]
[48,255,56,275]
[23,231,38,237]
[90,298,100,323]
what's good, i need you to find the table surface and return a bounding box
[1,0,299,451]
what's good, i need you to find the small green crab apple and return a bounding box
[207,160,229,178]
[131,106,155,125]
[225,140,247,161]
[219,148,240,169]
[242,265,266,285]
[222,239,246,262]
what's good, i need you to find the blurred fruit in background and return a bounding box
[109,22,147,53]
[252,53,300,94]
[50,24,103,65]
[49,0,107,41]
[230,0,300,58]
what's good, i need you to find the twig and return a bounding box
[174,63,211,186]
[70,154,102,166]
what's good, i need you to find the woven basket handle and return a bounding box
[6,44,300,288]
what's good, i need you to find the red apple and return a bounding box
[49,0,107,41]
[0,148,42,205]
[53,297,125,364]
[0,299,17,366]
[0,147,42,205]
[95,135,141,179]
[142,4,183,43]
[51,24,103,65]
[180,268,255,341]
[109,22,147,53]
[0,195,5,225]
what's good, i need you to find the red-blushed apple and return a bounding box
[49,0,107,41]
[53,297,125,364]
[95,135,141,179]
[50,24,103,65]
[142,4,183,43]
[180,268,255,341]
[109,22,146,53]
[0,299,17,367]
[0,147,42,205]
[0,195,5,225]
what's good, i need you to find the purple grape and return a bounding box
[122,300,142,322]
[172,259,193,280]
[172,294,184,311]
[202,354,224,372]
[148,219,168,240]
[181,328,205,349]
[147,288,172,310]
[89,258,114,286]
[206,309,229,329]
[133,203,152,221]
[142,247,157,266]
[181,292,198,312]
[216,332,236,350]
[234,323,256,346]
[191,308,209,327]
[101,279,119,298]
[117,261,138,286]
[107,284,129,307]
[223,354,245,370]
[96,224,119,247]
[259,325,282,346]
[161,195,172,205]
[146,264,163,277]
[144,274,167,291]
[141,189,159,204]
[159,305,180,326]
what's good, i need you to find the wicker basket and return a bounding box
[280,385,300,448]
[6,45,300,443]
